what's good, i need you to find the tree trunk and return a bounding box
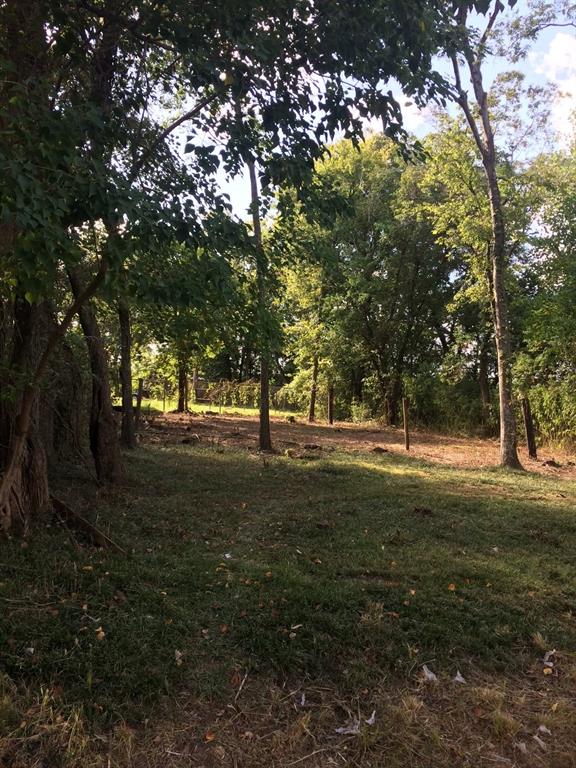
[478,341,491,425]
[118,298,135,448]
[486,164,522,469]
[135,377,144,432]
[40,306,85,464]
[522,397,537,460]
[328,385,335,425]
[0,297,50,533]
[452,27,522,470]
[351,367,364,403]
[386,376,402,427]
[68,270,122,484]
[192,368,199,403]
[177,360,187,412]
[308,355,319,423]
[247,155,272,451]
[402,397,410,451]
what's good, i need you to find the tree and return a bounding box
[0,0,497,531]
[447,2,524,468]
[277,135,454,425]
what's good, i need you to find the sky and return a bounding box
[209,3,576,215]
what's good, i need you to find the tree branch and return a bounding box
[128,92,218,182]
[477,1,503,60]
[450,53,487,160]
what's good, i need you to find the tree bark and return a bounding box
[308,355,319,423]
[0,261,109,530]
[402,397,410,451]
[40,306,85,464]
[484,156,522,468]
[118,298,136,448]
[451,16,522,470]
[386,376,403,427]
[0,297,50,533]
[68,269,122,484]
[247,156,272,451]
[478,341,491,426]
[192,367,199,403]
[328,385,335,425]
[177,360,187,412]
[135,377,144,432]
[522,397,537,460]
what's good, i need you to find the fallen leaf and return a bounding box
[205,731,216,742]
[538,724,552,736]
[335,718,360,735]
[174,650,183,666]
[448,583,456,591]
[421,664,438,682]
[533,734,547,751]
[453,670,466,684]
[365,710,376,726]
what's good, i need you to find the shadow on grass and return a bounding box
[1,443,574,725]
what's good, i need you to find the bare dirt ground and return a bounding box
[141,411,576,478]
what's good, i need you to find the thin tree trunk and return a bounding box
[402,397,410,451]
[247,156,272,451]
[485,159,521,468]
[478,341,491,425]
[387,376,402,427]
[451,18,522,470]
[118,298,135,448]
[177,360,187,412]
[192,368,199,403]
[522,397,537,460]
[308,355,319,423]
[68,269,122,484]
[134,378,144,432]
[328,385,335,425]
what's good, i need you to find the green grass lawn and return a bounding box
[1,442,575,765]
[133,397,298,420]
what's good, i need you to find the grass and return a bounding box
[131,397,298,420]
[1,436,576,766]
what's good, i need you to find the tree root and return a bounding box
[51,495,126,555]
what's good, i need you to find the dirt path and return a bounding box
[141,412,576,478]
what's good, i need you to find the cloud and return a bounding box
[530,31,576,146]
